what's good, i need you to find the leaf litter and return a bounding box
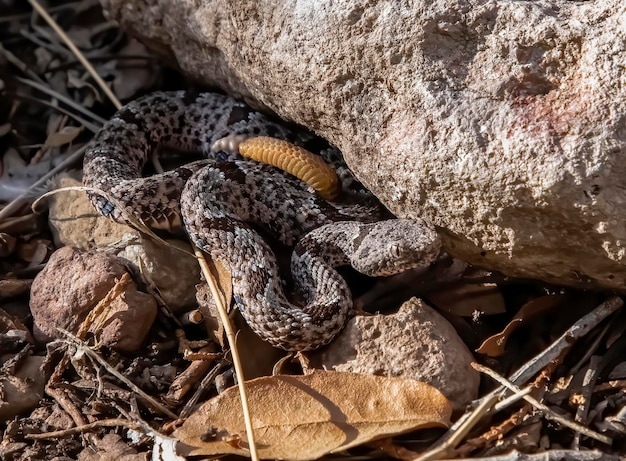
[0,2,626,461]
[176,372,452,460]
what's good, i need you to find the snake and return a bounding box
[83,90,441,351]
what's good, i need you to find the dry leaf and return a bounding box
[16,238,52,265]
[0,355,46,421]
[0,279,32,300]
[0,123,11,137]
[174,371,452,460]
[476,294,568,357]
[44,125,82,148]
[0,306,33,343]
[429,283,506,316]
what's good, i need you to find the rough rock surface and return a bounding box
[30,246,156,352]
[49,175,138,249]
[101,0,626,290]
[50,176,200,311]
[309,298,479,410]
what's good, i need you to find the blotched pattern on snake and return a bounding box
[83,91,441,350]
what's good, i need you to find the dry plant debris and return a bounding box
[0,2,626,461]
[175,371,452,460]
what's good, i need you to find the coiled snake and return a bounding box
[83,91,441,351]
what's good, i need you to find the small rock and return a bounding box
[49,175,139,249]
[95,284,158,352]
[116,238,199,312]
[50,175,200,311]
[30,246,156,352]
[309,297,479,410]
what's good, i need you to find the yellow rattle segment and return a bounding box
[238,136,340,201]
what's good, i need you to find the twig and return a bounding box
[475,363,611,445]
[0,145,86,223]
[179,358,230,419]
[508,296,623,385]
[573,355,602,448]
[27,0,122,110]
[45,384,87,430]
[26,418,141,439]
[14,76,107,125]
[58,330,178,419]
[436,449,618,461]
[570,321,611,375]
[413,296,623,460]
[492,386,533,412]
[193,248,259,461]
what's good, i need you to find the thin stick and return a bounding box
[26,418,140,439]
[27,0,122,110]
[413,296,623,460]
[475,363,611,445]
[59,331,178,419]
[412,393,501,461]
[193,248,259,461]
[0,145,86,223]
[15,76,107,125]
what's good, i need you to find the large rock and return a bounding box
[101,0,626,290]
[309,298,479,411]
[30,246,157,352]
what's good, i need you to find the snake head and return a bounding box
[350,219,442,276]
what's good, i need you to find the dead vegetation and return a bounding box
[1,1,626,460]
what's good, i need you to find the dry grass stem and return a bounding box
[15,76,107,126]
[26,418,142,439]
[58,330,178,419]
[475,363,611,444]
[0,145,87,222]
[27,0,122,110]
[193,247,260,461]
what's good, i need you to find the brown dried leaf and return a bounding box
[0,306,32,341]
[0,279,32,300]
[15,238,52,265]
[476,294,568,357]
[174,371,452,460]
[0,232,17,257]
[44,125,82,148]
[429,283,506,316]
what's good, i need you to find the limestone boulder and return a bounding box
[101,0,626,290]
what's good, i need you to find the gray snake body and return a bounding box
[84,91,441,350]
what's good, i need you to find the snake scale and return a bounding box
[83,91,441,351]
